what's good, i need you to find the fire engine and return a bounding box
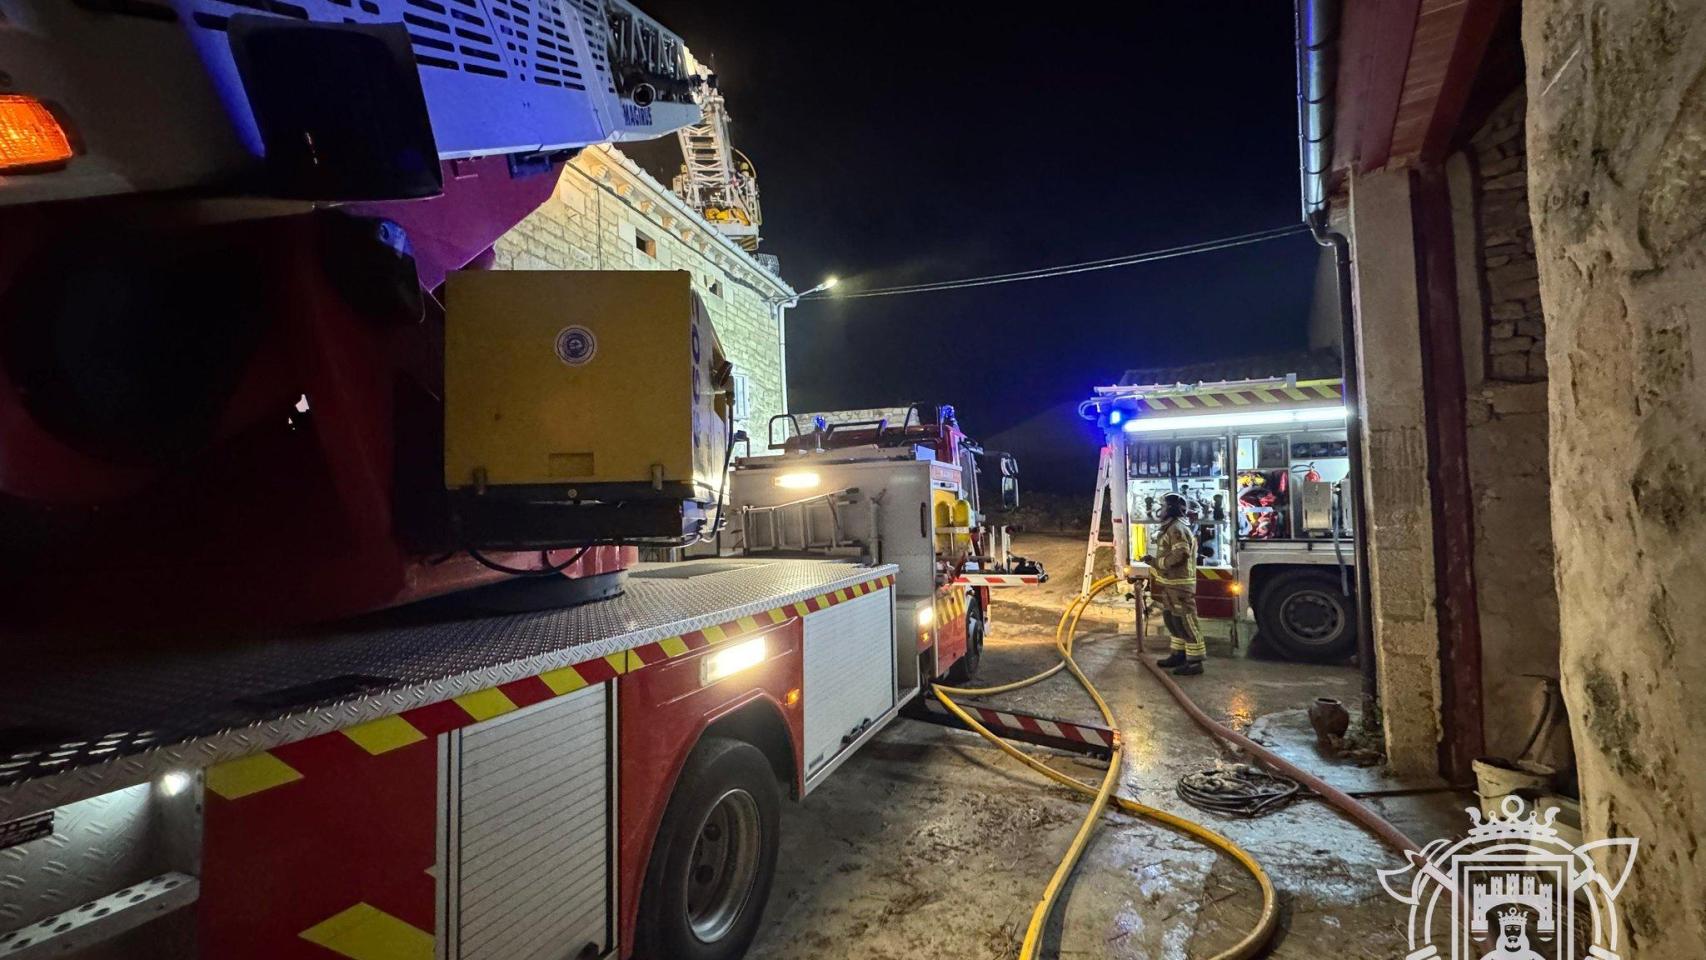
[1080,375,1358,661]
[0,6,1014,960]
[723,404,1046,686]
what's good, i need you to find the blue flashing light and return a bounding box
[1108,409,1124,426]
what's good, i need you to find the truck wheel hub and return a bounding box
[685,788,762,942]
[1281,591,1341,641]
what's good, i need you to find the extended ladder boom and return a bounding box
[673,53,763,250]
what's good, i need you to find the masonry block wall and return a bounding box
[1449,85,1563,764]
[1468,92,1547,382]
[1348,168,1445,777]
[493,146,795,439]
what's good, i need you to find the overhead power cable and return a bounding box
[801,223,1309,300]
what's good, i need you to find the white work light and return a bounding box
[1119,406,1346,434]
[702,636,768,684]
[773,471,820,489]
[158,771,192,797]
[916,607,935,629]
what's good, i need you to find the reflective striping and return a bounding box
[1121,379,1344,411]
[933,589,964,627]
[210,573,898,801]
[965,704,1117,747]
[954,573,1044,587]
[300,902,433,960]
[342,715,427,755]
[205,751,303,800]
[538,664,591,695]
[454,687,519,722]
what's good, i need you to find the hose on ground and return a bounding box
[1176,765,1301,818]
[1136,654,1421,855]
[931,576,1278,960]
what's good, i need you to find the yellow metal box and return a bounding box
[444,270,729,501]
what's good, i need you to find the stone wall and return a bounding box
[1348,168,1445,777]
[1526,1,1706,956]
[494,146,795,437]
[1468,92,1548,381]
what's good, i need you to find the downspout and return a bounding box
[1296,0,1379,726]
[773,299,791,413]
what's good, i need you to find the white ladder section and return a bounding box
[671,55,762,250]
[1081,445,1117,595]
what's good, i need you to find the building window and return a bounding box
[731,373,750,425]
[634,230,656,258]
[709,279,724,298]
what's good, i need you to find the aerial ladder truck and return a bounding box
[0,6,973,960]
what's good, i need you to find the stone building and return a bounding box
[1302,2,1705,956]
[494,145,796,440]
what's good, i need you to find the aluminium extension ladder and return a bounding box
[1081,446,1116,595]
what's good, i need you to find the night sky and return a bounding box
[625,3,1321,488]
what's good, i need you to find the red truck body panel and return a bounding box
[616,617,805,956]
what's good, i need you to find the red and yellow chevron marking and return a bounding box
[299,902,432,960]
[1138,378,1343,411]
[207,573,897,801]
[933,587,967,627]
[1196,567,1235,581]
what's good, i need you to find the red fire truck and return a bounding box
[725,405,1046,685]
[1080,375,1358,661]
[0,7,1001,960]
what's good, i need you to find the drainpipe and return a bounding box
[1297,0,1337,225]
[1296,0,1378,725]
[772,299,791,413]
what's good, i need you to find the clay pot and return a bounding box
[1308,697,1351,743]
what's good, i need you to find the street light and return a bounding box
[789,275,838,302]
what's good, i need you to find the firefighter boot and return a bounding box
[1171,659,1204,676]
[1156,651,1188,669]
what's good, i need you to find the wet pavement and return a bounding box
[746,535,1473,959]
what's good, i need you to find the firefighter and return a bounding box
[1141,493,1205,675]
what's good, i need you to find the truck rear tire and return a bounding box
[635,737,781,960]
[1255,570,1357,662]
[944,592,983,683]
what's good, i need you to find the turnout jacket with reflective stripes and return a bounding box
[1153,517,1197,586]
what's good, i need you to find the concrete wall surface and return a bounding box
[1526,1,1706,955]
[1348,167,1445,777]
[495,146,794,437]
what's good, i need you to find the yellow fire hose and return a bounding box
[931,575,1278,960]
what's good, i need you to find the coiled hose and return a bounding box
[931,575,1278,960]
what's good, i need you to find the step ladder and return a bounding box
[1081,446,1117,595]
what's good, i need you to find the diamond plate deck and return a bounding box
[0,559,896,819]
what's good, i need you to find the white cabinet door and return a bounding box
[802,589,896,778]
[440,683,611,960]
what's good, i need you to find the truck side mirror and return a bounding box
[996,453,1020,509]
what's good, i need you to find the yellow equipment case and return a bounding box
[443,270,733,545]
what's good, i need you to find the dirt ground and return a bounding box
[745,533,1472,959]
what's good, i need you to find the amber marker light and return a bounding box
[0,96,74,171]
